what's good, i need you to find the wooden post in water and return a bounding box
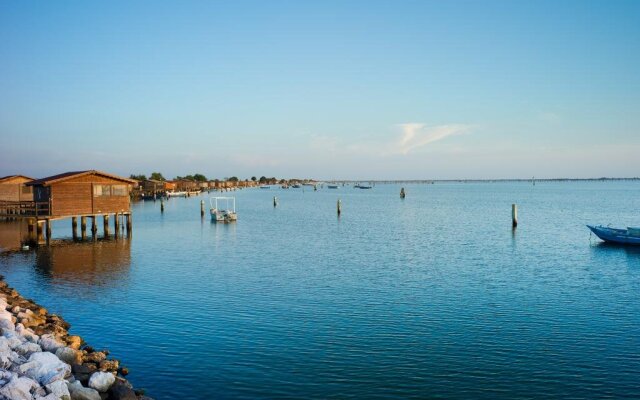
[114,213,120,237]
[161,199,165,213]
[103,214,110,237]
[71,217,78,240]
[273,196,278,207]
[28,218,35,243]
[36,221,44,244]
[337,199,342,217]
[126,213,132,235]
[400,187,406,199]
[45,219,51,244]
[81,216,87,239]
[512,204,518,228]
[200,200,205,217]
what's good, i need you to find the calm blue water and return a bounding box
[1,182,640,399]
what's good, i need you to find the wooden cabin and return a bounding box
[0,175,34,202]
[173,179,198,191]
[27,170,136,217]
[164,181,177,191]
[140,179,165,193]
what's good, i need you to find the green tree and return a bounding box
[150,172,165,181]
[251,176,257,182]
[193,173,207,182]
[259,176,267,184]
[228,176,239,182]
[129,174,147,181]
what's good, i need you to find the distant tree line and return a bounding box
[130,172,312,184]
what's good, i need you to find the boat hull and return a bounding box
[587,225,640,245]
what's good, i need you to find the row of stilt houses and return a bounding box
[0,170,136,245]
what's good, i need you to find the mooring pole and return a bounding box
[273,196,278,207]
[512,204,518,228]
[161,199,165,213]
[337,199,342,217]
[200,200,205,217]
[126,213,132,235]
[400,187,405,199]
[45,219,51,245]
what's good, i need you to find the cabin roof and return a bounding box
[0,175,35,184]
[27,170,137,186]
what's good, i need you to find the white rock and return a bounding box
[68,381,101,400]
[36,394,59,400]
[19,351,71,385]
[16,323,40,343]
[55,347,80,365]
[88,371,115,392]
[15,341,42,356]
[0,317,15,331]
[46,379,71,400]
[0,375,39,400]
[39,334,66,353]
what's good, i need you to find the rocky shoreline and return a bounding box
[0,276,152,400]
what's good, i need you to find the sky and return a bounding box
[1,0,639,180]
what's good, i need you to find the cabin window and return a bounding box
[111,185,127,196]
[93,185,111,197]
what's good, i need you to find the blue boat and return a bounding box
[587,225,640,245]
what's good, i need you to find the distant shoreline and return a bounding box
[321,178,640,183]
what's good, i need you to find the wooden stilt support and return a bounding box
[28,218,35,243]
[45,219,51,245]
[161,199,164,213]
[126,213,132,235]
[337,199,342,217]
[103,214,110,237]
[512,204,518,228]
[200,200,205,217]
[36,221,44,244]
[81,216,87,240]
[91,216,97,235]
[114,213,120,237]
[72,217,78,239]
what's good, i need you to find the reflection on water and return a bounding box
[0,219,30,252]
[34,239,131,285]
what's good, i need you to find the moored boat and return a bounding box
[587,225,640,245]
[210,197,237,223]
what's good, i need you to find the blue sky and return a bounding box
[1,0,639,179]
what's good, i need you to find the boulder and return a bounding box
[107,379,137,400]
[15,341,42,356]
[99,359,119,372]
[67,381,101,400]
[56,347,83,365]
[0,375,40,400]
[40,334,66,353]
[45,379,71,400]
[19,351,72,385]
[66,336,82,350]
[88,372,115,392]
[15,323,40,343]
[84,351,106,363]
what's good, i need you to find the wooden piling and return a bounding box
[126,213,132,235]
[91,216,97,235]
[114,213,120,235]
[81,216,87,239]
[200,200,205,217]
[28,219,35,243]
[45,219,51,244]
[103,214,110,237]
[161,199,164,213]
[400,188,405,199]
[512,204,518,228]
[36,221,44,243]
[71,217,78,239]
[273,196,278,207]
[337,199,342,216]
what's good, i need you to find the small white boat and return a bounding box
[210,197,237,223]
[166,191,188,197]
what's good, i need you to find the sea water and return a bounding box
[1,181,639,399]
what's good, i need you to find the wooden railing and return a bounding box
[0,201,51,218]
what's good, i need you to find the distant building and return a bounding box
[140,179,165,194]
[173,179,198,191]
[0,175,35,202]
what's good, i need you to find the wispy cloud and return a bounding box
[310,123,473,157]
[395,123,471,155]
